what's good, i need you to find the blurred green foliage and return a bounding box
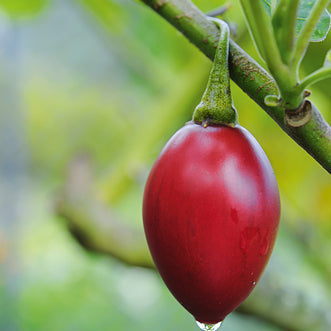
[0,0,48,19]
[0,0,330,330]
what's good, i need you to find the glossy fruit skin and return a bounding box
[143,122,280,324]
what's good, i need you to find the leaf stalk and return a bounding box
[297,66,331,92]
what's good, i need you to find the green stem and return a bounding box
[297,66,331,92]
[193,18,238,127]
[237,0,267,60]
[238,0,285,75]
[272,0,300,64]
[238,0,300,108]
[238,0,287,72]
[140,0,331,172]
[291,0,330,69]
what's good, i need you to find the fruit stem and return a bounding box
[193,18,238,127]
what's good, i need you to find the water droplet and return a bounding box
[196,320,222,331]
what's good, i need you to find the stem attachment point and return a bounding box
[193,18,238,127]
[285,99,313,128]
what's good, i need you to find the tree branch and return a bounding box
[55,154,154,269]
[140,0,331,172]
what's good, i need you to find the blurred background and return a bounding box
[0,0,330,330]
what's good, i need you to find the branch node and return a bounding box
[285,99,312,128]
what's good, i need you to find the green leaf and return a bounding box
[296,1,331,41]
[0,0,48,19]
[262,0,331,42]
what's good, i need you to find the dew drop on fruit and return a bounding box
[196,320,222,331]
